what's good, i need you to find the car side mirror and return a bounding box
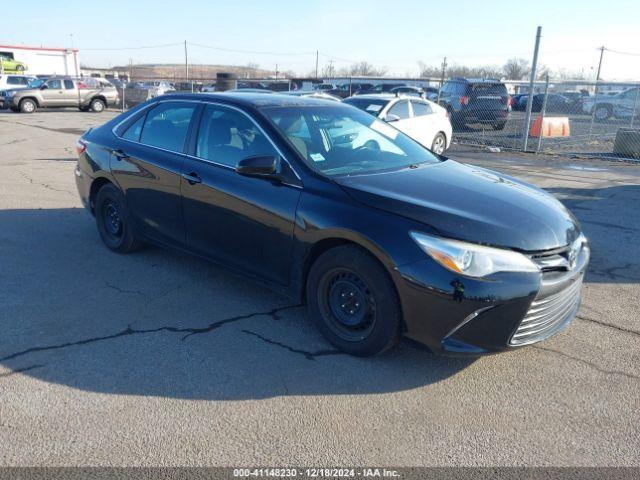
[385,114,400,123]
[236,155,277,177]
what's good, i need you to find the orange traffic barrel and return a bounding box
[530,116,571,138]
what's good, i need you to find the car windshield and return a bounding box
[343,98,390,115]
[261,104,440,177]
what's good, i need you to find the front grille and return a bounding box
[510,274,583,346]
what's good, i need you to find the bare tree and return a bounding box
[419,61,502,79]
[341,61,388,77]
[503,58,530,80]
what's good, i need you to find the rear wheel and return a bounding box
[431,132,447,154]
[306,245,401,356]
[492,121,506,130]
[15,65,25,72]
[19,98,36,113]
[95,183,142,253]
[90,98,106,113]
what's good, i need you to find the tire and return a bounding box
[89,98,106,113]
[19,98,37,113]
[16,65,25,72]
[95,183,142,253]
[594,104,611,121]
[431,132,447,154]
[306,245,402,356]
[492,121,506,131]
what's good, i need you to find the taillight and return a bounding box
[460,96,470,106]
[78,82,88,89]
[508,96,513,107]
[76,139,87,155]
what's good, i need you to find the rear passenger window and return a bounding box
[122,116,145,142]
[411,101,432,116]
[388,100,410,120]
[64,80,74,90]
[140,103,196,153]
[7,77,26,85]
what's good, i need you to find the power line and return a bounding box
[82,42,183,51]
[188,42,314,56]
[603,47,640,57]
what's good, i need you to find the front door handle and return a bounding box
[182,172,202,185]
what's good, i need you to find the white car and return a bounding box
[0,74,36,90]
[343,94,452,154]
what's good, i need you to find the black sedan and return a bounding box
[74,93,589,356]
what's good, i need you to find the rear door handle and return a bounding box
[182,172,202,185]
[112,149,128,161]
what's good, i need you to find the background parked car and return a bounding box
[343,94,452,154]
[8,77,118,113]
[313,83,336,92]
[0,74,37,108]
[0,54,28,73]
[390,86,424,97]
[437,78,509,130]
[325,82,374,98]
[581,87,640,120]
[283,90,341,101]
[357,83,407,95]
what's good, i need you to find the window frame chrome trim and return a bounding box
[110,98,303,186]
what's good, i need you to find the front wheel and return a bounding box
[19,98,36,113]
[15,65,25,72]
[306,245,402,356]
[492,121,506,131]
[95,183,142,253]
[431,132,447,154]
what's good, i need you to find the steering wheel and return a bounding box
[355,139,381,152]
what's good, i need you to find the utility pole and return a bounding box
[275,64,279,80]
[315,50,319,79]
[588,46,606,137]
[522,26,542,152]
[437,56,447,103]
[129,58,133,82]
[184,40,190,89]
[595,46,605,82]
[328,59,334,79]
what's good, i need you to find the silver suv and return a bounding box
[7,77,118,113]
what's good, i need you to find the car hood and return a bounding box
[335,160,581,251]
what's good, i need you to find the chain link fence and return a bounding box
[77,35,640,161]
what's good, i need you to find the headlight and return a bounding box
[410,232,539,278]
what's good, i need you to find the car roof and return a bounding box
[154,92,343,108]
[346,94,396,100]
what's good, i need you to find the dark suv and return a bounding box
[438,78,509,130]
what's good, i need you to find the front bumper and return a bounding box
[393,244,589,355]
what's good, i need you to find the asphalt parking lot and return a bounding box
[0,108,639,467]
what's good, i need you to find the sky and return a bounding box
[2,0,640,80]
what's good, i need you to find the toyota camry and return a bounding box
[74,93,589,356]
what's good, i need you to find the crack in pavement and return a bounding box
[588,262,640,282]
[17,170,76,197]
[0,305,304,363]
[532,345,639,381]
[576,315,640,338]
[241,329,342,361]
[0,364,45,378]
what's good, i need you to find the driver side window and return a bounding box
[196,105,277,167]
[46,79,62,90]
